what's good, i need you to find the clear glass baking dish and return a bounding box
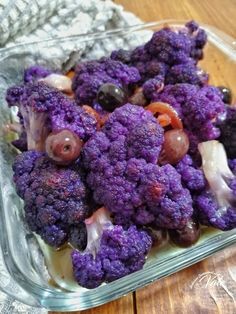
[0,20,236,312]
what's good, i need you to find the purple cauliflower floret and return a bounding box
[110,49,132,64]
[83,104,193,229]
[144,21,207,65]
[134,60,167,84]
[195,191,236,230]
[153,84,225,143]
[144,28,193,65]
[12,151,96,247]
[71,207,152,288]
[185,20,199,33]
[24,65,53,83]
[12,150,41,198]
[142,75,164,100]
[68,223,87,250]
[195,141,236,230]
[150,83,197,116]
[6,82,97,151]
[6,84,25,107]
[72,57,140,106]
[165,62,209,86]
[175,155,206,192]
[111,21,207,86]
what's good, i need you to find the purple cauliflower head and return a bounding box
[194,140,236,230]
[153,84,225,144]
[142,75,164,100]
[6,82,97,151]
[72,57,141,106]
[83,104,193,229]
[111,21,207,86]
[12,151,96,247]
[24,65,53,83]
[165,62,209,86]
[71,207,152,288]
[175,154,206,192]
[144,28,192,65]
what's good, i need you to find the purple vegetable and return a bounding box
[24,65,53,83]
[195,141,236,230]
[6,82,97,152]
[111,21,207,86]
[153,84,225,144]
[72,57,140,106]
[83,104,193,229]
[166,62,208,86]
[175,155,206,192]
[71,207,152,288]
[12,151,96,247]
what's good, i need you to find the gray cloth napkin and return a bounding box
[0,1,142,313]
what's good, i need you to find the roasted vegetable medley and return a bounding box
[5,20,236,289]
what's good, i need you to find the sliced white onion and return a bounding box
[198,140,235,214]
[40,73,72,93]
[85,207,112,256]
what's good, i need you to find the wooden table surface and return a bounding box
[51,1,236,313]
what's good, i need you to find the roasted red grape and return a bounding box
[144,227,167,247]
[169,219,200,247]
[45,130,82,165]
[159,129,189,165]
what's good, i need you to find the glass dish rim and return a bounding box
[0,19,236,311]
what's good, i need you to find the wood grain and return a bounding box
[51,1,236,313]
[136,245,236,314]
[50,293,134,314]
[114,0,236,38]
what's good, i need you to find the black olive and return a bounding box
[217,86,232,104]
[97,83,127,112]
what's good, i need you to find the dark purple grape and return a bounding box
[144,227,167,247]
[159,129,189,165]
[45,129,82,165]
[68,223,87,250]
[97,83,127,112]
[169,219,200,247]
[217,86,232,104]
[219,107,236,158]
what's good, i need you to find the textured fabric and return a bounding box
[2,0,142,47]
[0,0,64,46]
